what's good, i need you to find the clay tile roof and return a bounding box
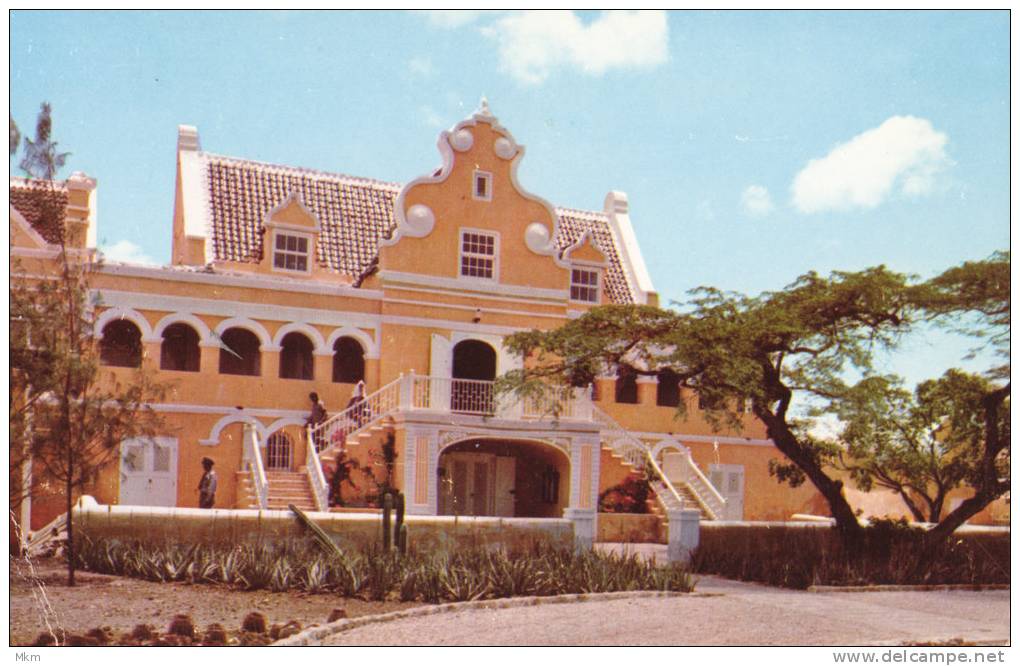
[199,154,637,302]
[203,154,400,279]
[9,178,69,244]
[554,207,635,304]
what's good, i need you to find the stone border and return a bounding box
[808,584,1010,593]
[273,590,715,646]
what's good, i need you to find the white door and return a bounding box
[494,456,516,517]
[429,334,452,410]
[443,452,494,516]
[709,464,744,520]
[120,437,178,507]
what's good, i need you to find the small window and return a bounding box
[160,323,200,372]
[473,170,492,201]
[272,232,310,273]
[218,328,261,376]
[570,268,600,304]
[460,230,496,280]
[332,337,365,384]
[279,332,314,380]
[100,320,143,368]
[615,364,638,404]
[657,369,681,407]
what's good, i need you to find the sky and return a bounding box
[9,10,1010,384]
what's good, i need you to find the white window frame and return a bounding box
[569,266,601,304]
[270,229,313,275]
[458,228,499,282]
[472,170,493,202]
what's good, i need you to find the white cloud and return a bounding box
[791,116,950,214]
[481,11,669,85]
[741,185,774,217]
[100,240,157,266]
[423,11,497,29]
[408,56,434,78]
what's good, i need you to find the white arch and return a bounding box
[326,326,378,359]
[94,307,154,342]
[265,417,308,437]
[437,434,571,459]
[651,438,690,460]
[213,317,275,351]
[273,322,327,355]
[152,312,215,346]
[201,413,267,446]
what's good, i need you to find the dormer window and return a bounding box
[570,267,600,304]
[272,231,311,273]
[473,170,492,201]
[460,229,497,280]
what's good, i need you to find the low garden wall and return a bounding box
[596,513,665,544]
[72,497,574,552]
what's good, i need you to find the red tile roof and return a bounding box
[9,178,69,244]
[555,207,635,304]
[198,153,637,302]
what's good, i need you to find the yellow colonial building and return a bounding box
[14,102,861,545]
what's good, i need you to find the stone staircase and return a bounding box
[237,470,317,511]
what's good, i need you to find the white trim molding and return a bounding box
[273,322,328,355]
[213,317,274,350]
[152,312,215,346]
[94,307,155,342]
[324,326,379,360]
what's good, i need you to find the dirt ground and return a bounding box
[9,555,422,646]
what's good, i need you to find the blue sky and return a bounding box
[9,10,1009,383]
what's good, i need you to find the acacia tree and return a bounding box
[501,257,1008,549]
[834,370,1008,525]
[10,103,164,585]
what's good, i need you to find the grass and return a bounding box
[73,537,694,602]
[690,520,1010,589]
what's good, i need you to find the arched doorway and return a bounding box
[451,340,497,413]
[437,439,569,518]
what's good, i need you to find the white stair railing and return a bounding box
[591,405,686,513]
[676,451,727,519]
[309,376,404,455]
[305,426,329,512]
[243,422,269,509]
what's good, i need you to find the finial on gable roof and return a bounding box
[178,125,201,152]
[477,96,493,118]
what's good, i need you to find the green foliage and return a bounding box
[500,256,1010,546]
[834,370,1010,523]
[691,523,1009,589]
[73,537,694,601]
[597,476,650,513]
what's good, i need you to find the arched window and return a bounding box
[100,320,142,368]
[218,328,261,376]
[279,332,314,380]
[452,340,497,413]
[657,368,680,407]
[614,364,638,404]
[160,323,200,372]
[265,432,292,470]
[332,337,365,384]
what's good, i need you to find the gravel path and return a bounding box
[314,576,1009,646]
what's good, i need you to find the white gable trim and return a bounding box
[604,191,655,304]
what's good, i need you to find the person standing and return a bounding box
[198,457,217,508]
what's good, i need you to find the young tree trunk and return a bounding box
[762,412,865,546]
